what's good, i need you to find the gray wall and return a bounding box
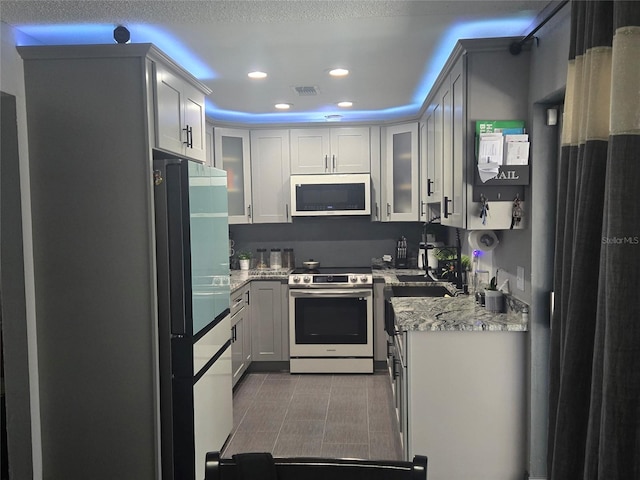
[0,21,41,480]
[231,218,428,269]
[523,4,571,480]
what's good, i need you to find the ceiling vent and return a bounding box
[292,86,320,96]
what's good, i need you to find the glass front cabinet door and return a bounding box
[213,128,252,224]
[383,123,419,222]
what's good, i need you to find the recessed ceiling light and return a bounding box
[337,101,353,108]
[275,103,292,110]
[329,68,349,77]
[248,71,267,79]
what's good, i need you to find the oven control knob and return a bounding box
[350,276,358,283]
[303,275,311,283]
[360,275,369,283]
[292,276,300,283]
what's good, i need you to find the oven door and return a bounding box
[289,288,373,357]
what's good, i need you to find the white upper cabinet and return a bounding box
[155,63,208,162]
[250,130,291,223]
[441,57,465,227]
[290,127,370,174]
[429,39,530,230]
[419,104,443,222]
[214,128,252,224]
[382,122,419,222]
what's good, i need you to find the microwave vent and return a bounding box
[293,86,320,96]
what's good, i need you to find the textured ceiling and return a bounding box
[1,1,552,124]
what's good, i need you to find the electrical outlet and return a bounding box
[517,266,525,291]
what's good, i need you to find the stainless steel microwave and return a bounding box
[290,174,371,217]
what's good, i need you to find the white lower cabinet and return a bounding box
[250,281,289,362]
[405,330,526,480]
[230,285,251,386]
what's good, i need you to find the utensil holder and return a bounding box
[484,290,504,312]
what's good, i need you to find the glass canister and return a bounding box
[283,248,295,269]
[270,248,282,270]
[256,248,268,269]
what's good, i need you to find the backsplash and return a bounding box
[230,218,532,305]
[230,217,425,268]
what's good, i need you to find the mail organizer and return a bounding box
[474,120,529,201]
[473,154,529,202]
[474,165,530,185]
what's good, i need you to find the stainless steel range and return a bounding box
[288,267,374,374]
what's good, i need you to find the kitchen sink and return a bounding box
[395,274,446,283]
[389,285,452,297]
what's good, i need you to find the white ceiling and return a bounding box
[1,0,552,125]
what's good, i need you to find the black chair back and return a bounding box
[205,451,428,480]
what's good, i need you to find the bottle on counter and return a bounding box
[256,248,268,269]
[270,248,282,270]
[283,248,295,269]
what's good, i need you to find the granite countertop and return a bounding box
[230,268,291,292]
[375,268,529,332]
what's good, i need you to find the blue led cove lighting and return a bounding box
[14,15,533,124]
[207,15,534,123]
[14,23,216,79]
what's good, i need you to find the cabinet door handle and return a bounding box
[247,205,252,219]
[324,155,329,172]
[245,290,250,305]
[332,154,336,171]
[375,202,379,220]
[183,125,193,148]
[421,201,426,217]
[443,196,451,218]
[285,203,289,220]
[427,178,434,196]
[231,325,237,342]
[386,203,391,218]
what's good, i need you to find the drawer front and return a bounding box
[230,288,247,316]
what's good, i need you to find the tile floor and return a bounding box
[222,372,403,461]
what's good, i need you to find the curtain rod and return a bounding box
[510,0,570,55]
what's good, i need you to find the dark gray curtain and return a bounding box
[548,1,640,479]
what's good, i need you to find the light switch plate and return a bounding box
[517,266,525,291]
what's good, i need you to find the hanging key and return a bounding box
[511,194,523,229]
[479,194,489,225]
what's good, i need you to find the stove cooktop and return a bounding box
[288,266,373,287]
[290,266,372,275]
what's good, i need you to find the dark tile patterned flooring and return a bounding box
[222,372,403,461]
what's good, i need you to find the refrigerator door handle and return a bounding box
[166,162,187,336]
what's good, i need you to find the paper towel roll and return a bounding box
[426,242,444,270]
[468,230,499,251]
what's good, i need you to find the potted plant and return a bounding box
[484,272,504,312]
[460,254,471,285]
[237,251,252,270]
[432,247,457,281]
